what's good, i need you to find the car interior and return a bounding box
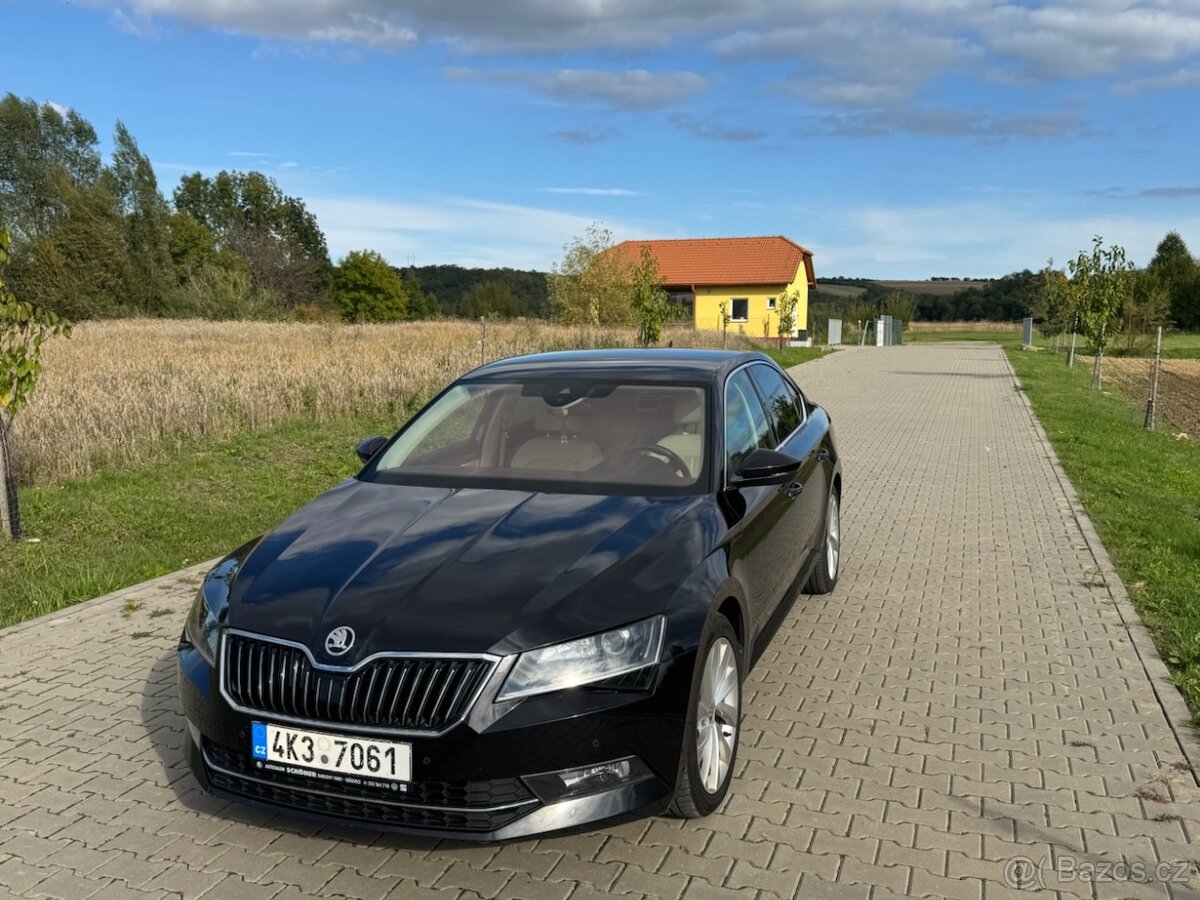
[385,382,709,486]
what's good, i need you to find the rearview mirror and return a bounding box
[355,436,388,464]
[733,448,802,486]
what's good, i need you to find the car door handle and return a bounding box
[786,481,803,498]
[816,448,831,462]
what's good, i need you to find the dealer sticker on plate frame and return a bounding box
[251,721,412,784]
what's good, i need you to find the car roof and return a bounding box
[467,348,774,383]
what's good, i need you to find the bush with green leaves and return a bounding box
[334,250,408,322]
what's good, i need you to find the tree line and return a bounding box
[0,94,551,324]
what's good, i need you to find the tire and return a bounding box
[804,488,841,594]
[669,615,742,818]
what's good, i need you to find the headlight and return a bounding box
[184,590,221,665]
[496,616,666,702]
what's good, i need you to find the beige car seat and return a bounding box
[511,404,604,472]
[658,393,704,478]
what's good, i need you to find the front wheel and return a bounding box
[804,489,841,594]
[669,616,742,818]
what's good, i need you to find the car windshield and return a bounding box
[367,378,709,494]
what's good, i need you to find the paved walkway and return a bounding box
[1,343,1197,899]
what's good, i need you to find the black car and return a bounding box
[179,349,842,840]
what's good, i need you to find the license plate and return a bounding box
[251,722,411,782]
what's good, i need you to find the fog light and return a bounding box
[524,757,651,802]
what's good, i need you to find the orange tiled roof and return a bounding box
[608,236,815,288]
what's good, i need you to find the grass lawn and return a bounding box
[1154,332,1200,359]
[0,414,394,629]
[908,329,1026,348]
[1008,348,1200,721]
[761,346,826,368]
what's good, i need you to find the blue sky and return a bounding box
[6,0,1200,277]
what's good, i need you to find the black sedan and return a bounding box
[178,349,842,839]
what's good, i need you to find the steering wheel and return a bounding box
[619,444,691,479]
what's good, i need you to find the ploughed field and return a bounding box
[1106,357,1200,438]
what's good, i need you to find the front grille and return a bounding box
[222,632,494,732]
[204,741,536,809]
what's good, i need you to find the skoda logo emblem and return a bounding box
[325,626,355,657]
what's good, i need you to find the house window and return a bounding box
[767,297,776,310]
[730,298,748,322]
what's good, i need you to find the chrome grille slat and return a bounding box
[222,633,493,733]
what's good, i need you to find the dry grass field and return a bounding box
[16,319,754,485]
[1106,357,1200,437]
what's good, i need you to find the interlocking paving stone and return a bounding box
[1,342,1197,898]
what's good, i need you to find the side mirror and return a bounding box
[733,448,802,486]
[355,436,388,464]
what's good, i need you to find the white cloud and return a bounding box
[307,192,677,269]
[796,107,1093,139]
[668,113,766,142]
[982,2,1200,79]
[83,0,1200,135]
[1113,65,1200,94]
[90,0,417,48]
[446,67,707,110]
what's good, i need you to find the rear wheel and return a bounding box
[669,615,742,818]
[804,489,841,594]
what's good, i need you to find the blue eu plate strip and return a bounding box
[251,722,268,760]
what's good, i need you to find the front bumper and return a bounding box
[177,641,692,840]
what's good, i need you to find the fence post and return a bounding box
[0,422,20,541]
[1144,325,1163,429]
[479,317,486,366]
[1067,331,1077,368]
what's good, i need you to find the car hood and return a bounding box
[226,478,712,661]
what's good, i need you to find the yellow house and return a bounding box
[609,236,816,341]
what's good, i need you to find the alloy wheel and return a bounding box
[826,494,840,580]
[695,637,739,794]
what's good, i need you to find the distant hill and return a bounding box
[399,265,549,318]
[812,272,1035,322]
[818,277,991,298]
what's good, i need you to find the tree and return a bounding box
[462,280,518,318]
[0,227,70,539]
[1147,231,1200,329]
[549,224,633,326]
[1035,261,1071,340]
[21,171,134,320]
[173,170,331,309]
[1116,269,1172,355]
[0,94,101,243]
[334,250,408,322]
[110,122,172,315]
[776,288,800,347]
[1068,236,1134,389]
[629,245,669,345]
[400,269,440,319]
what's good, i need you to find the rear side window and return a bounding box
[748,364,803,442]
[724,370,773,477]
